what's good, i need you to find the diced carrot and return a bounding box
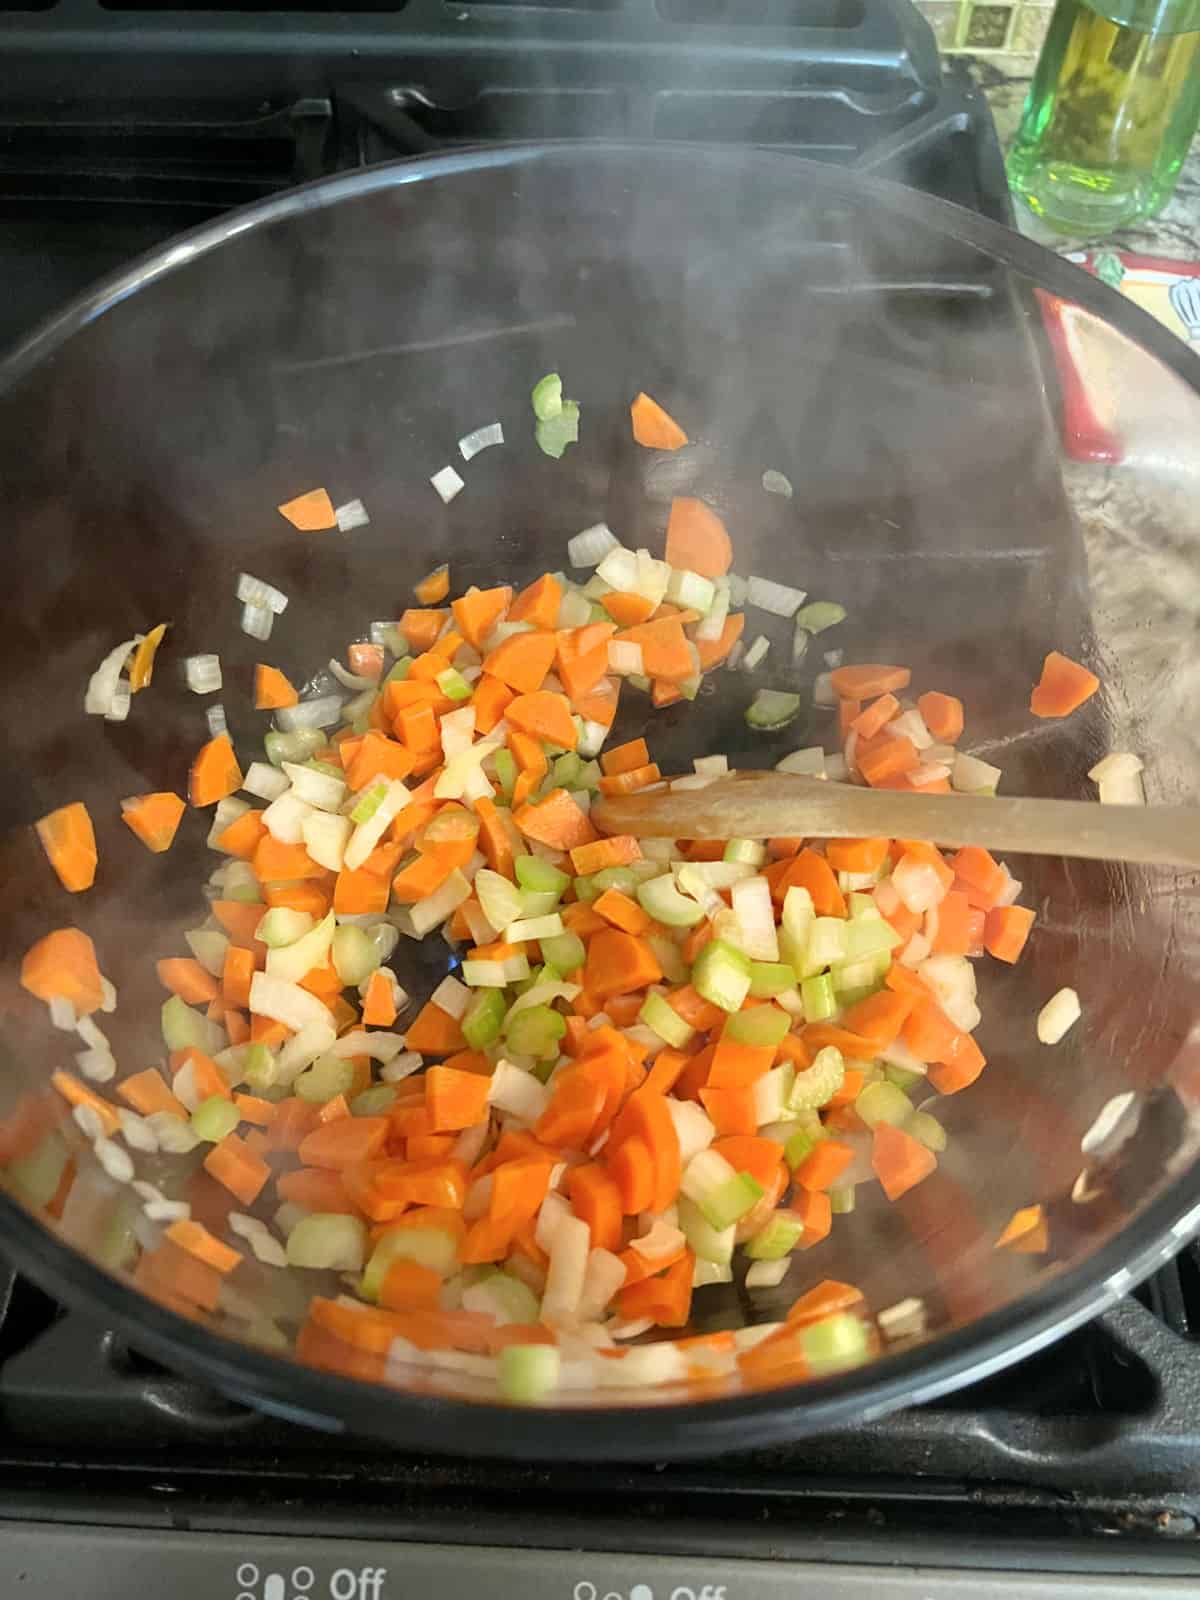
[346,733,415,791]
[793,1188,833,1248]
[569,834,641,875]
[1030,650,1100,718]
[664,497,732,578]
[276,1166,358,1215]
[612,615,694,682]
[851,693,900,740]
[232,1092,275,1126]
[413,564,451,606]
[872,1122,936,1201]
[424,1066,491,1133]
[278,487,336,530]
[174,1048,231,1102]
[165,1218,242,1274]
[50,1070,120,1136]
[214,808,266,861]
[630,392,688,450]
[574,680,620,728]
[398,608,449,653]
[699,1085,758,1137]
[332,863,390,917]
[837,989,914,1051]
[694,612,745,671]
[120,791,187,854]
[189,733,243,808]
[827,1066,865,1108]
[250,1014,290,1048]
[360,969,396,1029]
[950,845,1008,908]
[482,629,557,696]
[561,1163,621,1252]
[514,789,597,851]
[255,664,298,710]
[930,888,972,955]
[298,1116,390,1171]
[137,1240,222,1313]
[856,732,919,788]
[156,957,220,1007]
[472,796,513,881]
[825,836,890,874]
[899,997,960,1062]
[35,802,97,893]
[793,1138,855,1192]
[927,1028,987,1095]
[829,664,912,700]
[506,690,577,751]
[379,1258,444,1312]
[786,1279,864,1326]
[583,928,663,1000]
[711,1135,786,1196]
[471,674,515,735]
[116,1068,186,1120]
[618,1249,694,1327]
[838,699,861,739]
[253,834,325,885]
[509,574,562,631]
[126,622,168,693]
[404,1000,467,1056]
[772,849,846,917]
[800,1023,878,1062]
[389,850,458,904]
[984,904,1035,964]
[451,586,513,651]
[264,882,331,918]
[597,764,661,797]
[599,739,649,777]
[592,888,650,936]
[203,1132,270,1205]
[21,927,104,1015]
[917,690,964,743]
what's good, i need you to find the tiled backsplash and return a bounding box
[918,0,1053,56]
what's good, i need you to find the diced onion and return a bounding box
[731,876,779,961]
[458,422,504,461]
[282,761,346,813]
[275,695,343,733]
[105,682,132,723]
[813,671,837,707]
[747,576,807,618]
[205,703,228,738]
[83,637,136,717]
[237,573,289,614]
[249,972,334,1034]
[567,523,619,569]
[240,603,274,641]
[608,641,644,677]
[952,751,1002,795]
[328,657,376,692]
[242,761,289,802]
[431,465,465,504]
[693,754,729,776]
[888,708,932,750]
[741,635,771,672]
[335,499,370,532]
[1037,986,1081,1045]
[186,654,222,694]
[761,470,793,498]
[745,1258,791,1290]
[260,791,313,845]
[429,975,470,1020]
[776,747,826,776]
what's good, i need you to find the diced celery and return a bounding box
[502,1004,566,1060]
[847,891,878,920]
[907,1111,948,1153]
[264,727,324,768]
[220,860,262,904]
[830,1184,857,1214]
[242,1044,277,1093]
[724,1003,790,1049]
[703,1172,764,1231]
[748,961,797,998]
[746,1210,806,1260]
[885,1064,926,1092]
[746,689,801,730]
[591,865,638,896]
[855,1080,912,1129]
[256,908,315,949]
[800,917,848,978]
[535,400,580,459]
[350,781,388,825]
[724,838,766,868]
[799,1311,871,1376]
[462,988,507,1049]
[362,1227,461,1299]
[784,1122,824,1170]
[692,940,752,1012]
[352,1085,398,1117]
[436,666,472,702]
[531,372,563,420]
[794,601,846,636]
[637,874,707,929]
[7,1132,69,1210]
[540,932,585,973]
[286,1213,368,1271]
[639,991,693,1048]
[551,753,582,789]
[781,884,815,952]
[831,952,890,994]
[842,914,902,962]
[789,1045,845,1110]
[499,1343,561,1405]
[191,1095,240,1143]
[515,857,570,896]
[493,748,517,800]
[577,759,602,792]
[385,653,412,681]
[295,1054,356,1105]
[515,890,560,922]
[800,972,837,1022]
[161,995,223,1056]
[646,933,689,986]
[332,924,379,986]
[462,1271,540,1325]
[677,1194,735,1264]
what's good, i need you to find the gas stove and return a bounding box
[2,2,1199,1594]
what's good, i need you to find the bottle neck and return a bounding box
[1080,0,1200,36]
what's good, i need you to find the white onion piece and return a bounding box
[1037,987,1081,1045]
[776,747,826,776]
[747,575,807,618]
[206,703,228,738]
[813,671,837,707]
[761,469,794,498]
[282,761,346,813]
[952,751,1001,795]
[261,791,313,845]
[48,996,77,1031]
[330,1030,408,1064]
[567,523,619,568]
[237,573,289,614]
[731,876,779,961]
[380,1051,423,1084]
[429,975,470,1020]
[431,465,465,504]
[335,499,370,532]
[745,1259,791,1290]
[693,754,729,776]
[249,972,335,1034]
[185,654,222,695]
[488,1060,550,1122]
[242,761,289,802]
[742,635,770,672]
[343,779,411,871]
[888,708,933,750]
[458,422,504,461]
[84,637,137,716]
[275,695,343,733]
[608,641,644,677]
[240,602,274,641]
[105,682,132,723]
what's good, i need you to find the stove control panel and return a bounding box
[0,1525,1194,1599]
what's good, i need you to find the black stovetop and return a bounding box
[2,0,1198,1572]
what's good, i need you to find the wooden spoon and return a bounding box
[591,770,1200,871]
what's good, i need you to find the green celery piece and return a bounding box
[639,990,694,1048]
[724,1003,790,1048]
[799,1311,871,1375]
[692,939,752,1013]
[385,656,412,683]
[493,748,517,800]
[800,972,837,1021]
[788,1045,845,1110]
[531,372,563,421]
[503,1004,566,1060]
[700,1172,764,1232]
[462,988,507,1050]
[793,601,846,636]
[746,1211,806,1260]
[748,961,798,998]
[540,931,586,972]
[535,401,580,460]
[515,856,569,896]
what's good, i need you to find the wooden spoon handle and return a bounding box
[591,771,1200,871]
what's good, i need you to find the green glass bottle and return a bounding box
[1008,0,1200,234]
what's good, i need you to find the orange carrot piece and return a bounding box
[856,732,920,788]
[21,927,104,1015]
[930,888,972,955]
[255,664,298,710]
[605,1135,656,1214]
[984,904,1035,964]
[396,608,446,653]
[825,836,890,874]
[120,791,186,854]
[786,1279,864,1326]
[379,1258,443,1312]
[470,674,515,735]
[950,845,1008,908]
[837,989,914,1051]
[482,630,557,695]
[332,863,390,918]
[850,693,900,740]
[127,622,169,693]
[872,1122,936,1201]
[277,487,336,530]
[618,1249,694,1327]
[506,690,578,750]
[219,944,254,1012]
[414,564,451,605]
[829,663,912,700]
[612,615,694,682]
[602,591,657,628]
[583,928,663,1001]
[592,888,651,936]
[264,882,332,919]
[253,834,326,884]
[50,1070,120,1136]
[360,969,397,1028]
[509,574,563,631]
[189,733,243,808]
[917,690,964,743]
[556,622,616,701]
[166,1218,243,1274]
[391,849,460,904]
[514,788,598,851]
[156,957,220,1006]
[1030,650,1100,718]
[424,1066,491,1133]
[474,796,514,880]
[405,1000,467,1056]
[597,738,647,777]
[566,1162,624,1252]
[232,1092,276,1126]
[203,1132,271,1205]
[574,680,620,729]
[213,808,266,861]
[569,834,641,875]
[298,1116,389,1172]
[793,1138,855,1192]
[699,1085,758,1137]
[451,586,512,650]
[926,1028,987,1094]
[35,802,97,893]
[117,1068,186,1120]
[596,764,661,797]
[695,612,745,672]
[838,699,861,739]
[137,1240,223,1313]
[772,849,846,917]
[792,1188,833,1248]
[630,391,688,451]
[665,497,732,578]
[346,733,415,791]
